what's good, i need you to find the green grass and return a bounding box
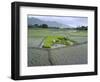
[42,36,76,48]
[69,30,87,37]
[28,28,87,38]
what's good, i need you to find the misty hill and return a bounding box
[28,17,72,28]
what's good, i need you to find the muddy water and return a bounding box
[28,36,87,66]
[50,44,87,65]
[28,43,87,66]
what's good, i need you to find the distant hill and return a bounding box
[28,17,72,28]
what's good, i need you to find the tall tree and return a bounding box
[41,24,48,28]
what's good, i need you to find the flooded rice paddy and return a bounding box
[28,29,87,66]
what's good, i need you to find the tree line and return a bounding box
[76,26,88,30]
[28,24,88,30]
[28,24,48,28]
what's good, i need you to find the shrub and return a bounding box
[42,36,76,48]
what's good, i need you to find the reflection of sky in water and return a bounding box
[28,15,88,27]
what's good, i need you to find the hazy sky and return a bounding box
[28,15,88,27]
